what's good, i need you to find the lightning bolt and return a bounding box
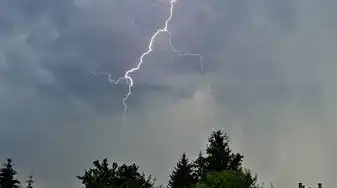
[93,0,203,119]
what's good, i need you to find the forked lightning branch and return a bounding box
[93,0,203,119]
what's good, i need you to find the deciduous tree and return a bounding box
[77,158,154,188]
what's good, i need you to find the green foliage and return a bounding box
[0,159,21,188]
[194,170,261,188]
[168,153,195,188]
[189,130,262,188]
[169,130,261,188]
[77,158,155,188]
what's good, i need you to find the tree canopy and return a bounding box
[194,170,261,188]
[0,129,263,188]
[76,158,155,188]
[205,130,243,172]
[167,130,259,188]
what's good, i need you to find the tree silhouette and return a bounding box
[168,153,195,188]
[25,174,34,188]
[205,130,243,172]
[192,151,207,182]
[189,130,262,188]
[0,158,20,188]
[77,158,154,188]
[0,129,263,188]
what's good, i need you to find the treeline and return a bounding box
[0,130,262,188]
[0,159,33,188]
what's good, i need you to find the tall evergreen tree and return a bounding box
[168,153,194,188]
[205,130,243,172]
[192,151,207,181]
[25,174,34,188]
[0,159,20,188]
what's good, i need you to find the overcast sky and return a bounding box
[1,0,337,187]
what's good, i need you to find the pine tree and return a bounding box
[25,174,34,188]
[168,153,194,188]
[0,159,21,188]
[205,130,243,172]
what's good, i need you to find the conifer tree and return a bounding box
[168,153,194,188]
[192,151,207,181]
[0,159,20,188]
[25,174,34,188]
[205,130,243,172]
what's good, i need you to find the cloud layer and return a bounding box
[0,0,337,187]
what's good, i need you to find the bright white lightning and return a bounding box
[94,0,203,119]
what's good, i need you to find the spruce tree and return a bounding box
[168,153,194,188]
[192,151,207,181]
[25,174,34,188]
[0,159,20,188]
[205,130,243,172]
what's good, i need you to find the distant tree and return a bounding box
[77,158,155,188]
[116,163,154,188]
[0,159,21,188]
[77,129,261,188]
[168,153,195,188]
[192,151,207,181]
[205,130,243,172]
[25,174,34,188]
[77,158,116,188]
[194,170,261,188]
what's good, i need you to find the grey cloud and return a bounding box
[0,0,337,188]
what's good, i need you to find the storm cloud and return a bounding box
[0,0,337,187]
